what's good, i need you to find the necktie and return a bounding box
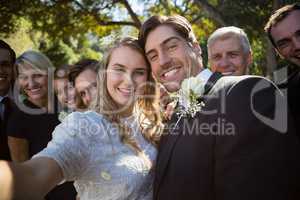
[1,97,10,122]
[0,97,12,160]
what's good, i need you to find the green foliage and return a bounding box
[2,18,40,56]
[2,0,299,75]
[250,38,265,75]
[41,40,79,67]
[0,0,26,36]
[79,48,102,61]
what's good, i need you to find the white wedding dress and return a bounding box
[34,111,157,200]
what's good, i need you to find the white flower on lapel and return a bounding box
[177,76,205,117]
[181,76,205,97]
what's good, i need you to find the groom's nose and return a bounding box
[159,50,172,68]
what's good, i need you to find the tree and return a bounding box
[1,0,298,75]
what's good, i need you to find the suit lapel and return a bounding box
[155,72,223,197]
[155,112,183,195]
[203,72,223,95]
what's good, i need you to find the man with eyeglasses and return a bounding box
[265,3,300,139]
[0,40,16,160]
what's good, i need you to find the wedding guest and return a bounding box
[0,37,162,200]
[139,15,300,200]
[69,59,99,108]
[6,50,77,200]
[54,64,85,121]
[207,26,252,76]
[264,3,300,138]
[0,40,15,161]
[54,65,78,111]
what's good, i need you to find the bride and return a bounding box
[0,37,163,200]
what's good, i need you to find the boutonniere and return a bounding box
[175,76,206,117]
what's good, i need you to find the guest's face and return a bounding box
[75,69,97,107]
[145,25,202,93]
[54,78,77,109]
[0,48,14,96]
[208,37,251,76]
[18,63,48,102]
[106,46,148,107]
[271,10,300,67]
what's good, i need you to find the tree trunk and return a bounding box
[193,0,227,26]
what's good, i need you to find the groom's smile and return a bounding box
[145,25,202,92]
[160,65,183,81]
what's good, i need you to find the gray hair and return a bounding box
[15,50,55,113]
[207,26,251,56]
[16,50,55,72]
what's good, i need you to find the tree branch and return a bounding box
[73,0,139,28]
[119,0,141,28]
[192,0,227,26]
[191,15,202,24]
[96,20,138,27]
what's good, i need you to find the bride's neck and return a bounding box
[118,104,134,118]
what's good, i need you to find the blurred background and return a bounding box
[0,0,298,78]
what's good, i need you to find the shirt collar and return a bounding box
[196,68,213,85]
[0,94,8,103]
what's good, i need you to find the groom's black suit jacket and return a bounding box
[154,73,300,200]
[0,97,12,160]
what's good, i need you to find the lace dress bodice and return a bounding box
[34,111,157,200]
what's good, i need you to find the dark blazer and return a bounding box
[0,97,12,160]
[277,65,300,139]
[154,73,300,200]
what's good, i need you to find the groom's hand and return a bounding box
[159,85,176,121]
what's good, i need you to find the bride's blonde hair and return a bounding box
[92,37,163,154]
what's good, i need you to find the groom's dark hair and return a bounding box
[138,15,197,49]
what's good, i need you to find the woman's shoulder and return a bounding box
[57,111,112,137]
[63,110,107,124]
[8,101,29,122]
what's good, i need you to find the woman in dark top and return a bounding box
[8,99,59,157]
[7,50,76,200]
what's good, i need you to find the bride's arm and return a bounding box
[0,157,63,200]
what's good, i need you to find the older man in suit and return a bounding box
[207,26,252,76]
[139,15,300,200]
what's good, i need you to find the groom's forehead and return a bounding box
[145,25,183,52]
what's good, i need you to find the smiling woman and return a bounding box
[6,51,77,200]
[0,37,163,200]
[8,50,55,161]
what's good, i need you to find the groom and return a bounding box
[138,15,300,200]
